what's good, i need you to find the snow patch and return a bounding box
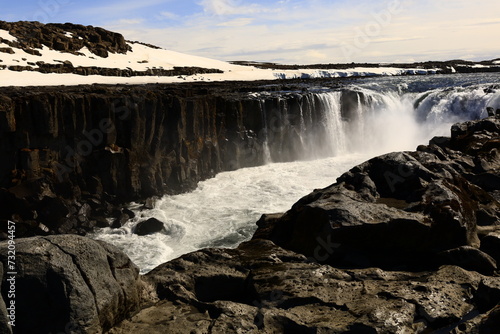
[0,29,17,42]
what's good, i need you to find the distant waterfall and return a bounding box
[250,81,500,162]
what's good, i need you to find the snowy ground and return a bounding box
[0,27,442,87]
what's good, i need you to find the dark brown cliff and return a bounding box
[0,81,347,237]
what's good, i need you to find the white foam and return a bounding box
[91,153,371,274]
[273,67,437,80]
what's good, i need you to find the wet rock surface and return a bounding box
[134,218,165,236]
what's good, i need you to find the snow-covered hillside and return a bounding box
[0,21,495,87]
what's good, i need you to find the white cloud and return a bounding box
[217,17,254,26]
[199,0,268,16]
[104,0,500,64]
[159,11,180,20]
[114,19,144,25]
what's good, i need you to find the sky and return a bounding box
[2,0,500,64]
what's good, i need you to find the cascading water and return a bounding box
[313,92,347,157]
[91,73,500,273]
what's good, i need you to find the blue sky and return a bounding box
[3,0,500,64]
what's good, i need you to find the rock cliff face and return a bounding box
[1,117,499,333]
[0,81,349,237]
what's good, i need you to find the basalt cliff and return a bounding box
[1,116,499,333]
[0,80,361,237]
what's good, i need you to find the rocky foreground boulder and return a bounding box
[0,235,142,334]
[1,117,499,333]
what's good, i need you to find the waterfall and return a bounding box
[251,80,499,162]
[314,92,347,157]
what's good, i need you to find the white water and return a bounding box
[91,74,500,273]
[92,154,371,273]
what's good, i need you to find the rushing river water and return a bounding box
[91,73,500,273]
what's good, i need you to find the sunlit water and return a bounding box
[91,73,500,273]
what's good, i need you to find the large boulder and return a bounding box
[255,117,500,271]
[134,218,165,236]
[0,235,142,334]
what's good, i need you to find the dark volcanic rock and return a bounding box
[134,218,165,236]
[255,117,500,272]
[0,20,130,57]
[0,235,142,334]
[0,83,345,237]
[105,239,500,333]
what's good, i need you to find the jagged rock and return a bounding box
[0,235,142,334]
[110,239,500,333]
[255,117,500,272]
[0,20,130,57]
[134,218,164,236]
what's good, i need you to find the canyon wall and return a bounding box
[0,82,355,236]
